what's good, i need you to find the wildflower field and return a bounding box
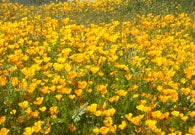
[0,0,195,134]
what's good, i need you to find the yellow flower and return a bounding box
[159,112,170,120]
[18,101,29,109]
[115,63,129,71]
[133,94,139,98]
[31,110,39,118]
[94,110,102,117]
[136,105,151,113]
[103,117,113,127]
[60,87,72,94]
[43,57,51,63]
[102,108,116,117]
[50,85,56,92]
[27,83,37,94]
[152,110,162,119]
[101,88,107,95]
[181,88,191,96]
[171,111,180,117]
[32,121,44,133]
[68,71,77,79]
[184,67,193,79]
[61,18,70,25]
[157,85,163,92]
[188,111,195,117]
[169,89,178,102]
[192,80,195,85]
[96,84,108,96]
[39,106,47,112]
[23,127,34,135]
[0,76,8,86]
[132,84,139,91]
[125,113,133,121]
[55,94,63,101]
[53,63,63,71]
[70,53,85,63]
[108,95,119,103]
[49,106,59,115]
[180,78,187,84]
[90,66,100,74]
[145,120,157,131]
[57,57,66,63]
[33,97,44,105]
[0,128,9,135]
[130,115,144,126]
[98,71,104,76]
[87,88,92,93]
[125,73,132,80]
[0,116,6,125]
[17,117,24,123]
[64,63,72,72]
[21,67,36,78]
[25,107,32,116]
[159,95,168,103]
[74,89,83,97]
[10,110,16,115]
[93,128,99,134]
[11,77,19,86]
[86,103,97,113]
[69,124,76,131]
[68,95,76,100]
[116,90,127,97]
[118,121,127,130]
[189,126,195,135]
[99,126,109,135]
[96,84,108,91]
[109,125,117,134]
[40,86,49,94]
[78,81,87,89]
[181,115,188,122]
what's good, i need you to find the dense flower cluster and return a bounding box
[0,0,128,22]
[0,0,195,134]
